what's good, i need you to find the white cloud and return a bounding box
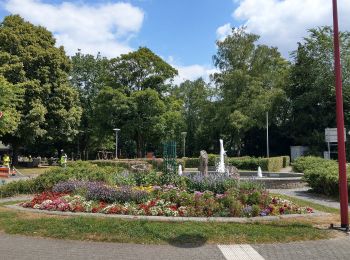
[4,0,144,57]
[172,64,218,85]
[216,23,232,41]
[222,0,350,57]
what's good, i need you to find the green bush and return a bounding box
[266,157,284,172]
[282,156,290,167]
[227,157,267,171]
[183,158,199,168]
[292,156,345,196]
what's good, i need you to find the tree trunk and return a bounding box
[11,144,19,166]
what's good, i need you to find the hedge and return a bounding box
[292,156,348,196]
[181,156,287,172]
[282,156,290,167]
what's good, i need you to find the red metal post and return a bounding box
[332,0,349,228]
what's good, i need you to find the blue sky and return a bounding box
[1,0,350,83]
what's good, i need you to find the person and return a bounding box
[2,153,10,174]
[60,151,67,168]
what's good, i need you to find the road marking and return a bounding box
[218,244,265,260]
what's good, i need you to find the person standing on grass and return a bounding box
[60,150,67,168]
[3,153,10,174]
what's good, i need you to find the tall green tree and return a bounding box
[0,15,81,158]
[70,52,109,156]
[0,76,23,136]
[287,26,350,152]
[172,79,214,156]
[212,27,289,155]
[108,47,178,94]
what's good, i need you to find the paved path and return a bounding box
[1,233,350,260]
[269,187,349,209]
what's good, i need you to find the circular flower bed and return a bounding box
[20,181,313,218]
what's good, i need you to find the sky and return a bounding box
[1,0,350,84]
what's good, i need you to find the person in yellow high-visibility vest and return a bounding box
[3,154,10,174]
[60,152,67,168]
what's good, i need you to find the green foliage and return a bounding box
[0,76,23,136]
[212,27,289,155]
[282,156,291,167]
[108,47,177,94]
[0,15,81,152]
[292,156,343,196]
[287,27,350,151]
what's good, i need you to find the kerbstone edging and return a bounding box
[5,204,330,223]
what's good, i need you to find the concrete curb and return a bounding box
[5,204,331,223]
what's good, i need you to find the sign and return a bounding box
[325,128,346,143]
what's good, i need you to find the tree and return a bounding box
[70,52,109,156]
[172,79,214,156]
[287,26,350,153]
[0,76,22,136]
[108,47,178,94]
[212,27,289,155]
[0,15,81,159]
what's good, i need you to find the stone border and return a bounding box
[6,204,330,223]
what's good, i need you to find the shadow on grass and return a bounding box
[166,233,207,248]
[139,221,208,248]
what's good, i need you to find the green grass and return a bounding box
[270,193,339,214]
[0,206,333,244]
[14,166,51,176]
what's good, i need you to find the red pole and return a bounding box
[332,0,349,228]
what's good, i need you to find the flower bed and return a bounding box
[20,181,313,218]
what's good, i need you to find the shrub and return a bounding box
[292,156,345,196]
[282,156,290,167]
[185,173,238,194]
[183,158,199,168]
[0,161,125,198]
[266,157,284,172]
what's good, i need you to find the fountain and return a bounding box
[257,166,263,178]
[178,164,183,176]
[217,139,226,173]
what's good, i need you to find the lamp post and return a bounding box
[113,128,120,159]
[181,132,187,158]
[332,0,348,230]
[266,111,269,158]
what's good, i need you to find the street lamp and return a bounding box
[266,111,269,158]
[113,128,120,159]
[181,132,187,158]
[332,0,348,230]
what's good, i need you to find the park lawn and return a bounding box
[0,200,338,245]
[14,166,51,176]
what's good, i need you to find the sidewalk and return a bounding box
[0,233,349,260]
[269,187,348,210]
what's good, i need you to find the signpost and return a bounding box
[325,128,346,159]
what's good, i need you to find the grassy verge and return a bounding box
[14,166,51,176]
[0,204,335,244]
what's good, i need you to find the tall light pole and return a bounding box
[181,132,187,158]
[266,112,269,158]
[332,0,348,230]
[113,128,120,159]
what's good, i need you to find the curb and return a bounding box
[5,204,331,223]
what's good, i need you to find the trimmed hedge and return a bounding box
[282,156,290,167]
[181,156,287,172]
[292,156,346,196]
